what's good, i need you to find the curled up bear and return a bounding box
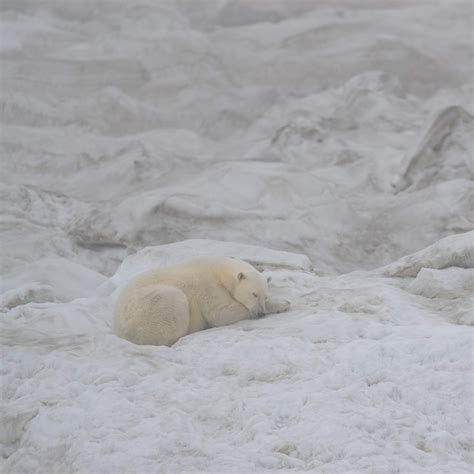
[114,257,291,346]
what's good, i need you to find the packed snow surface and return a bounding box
[1,0,473,472]
[2,238,473,472]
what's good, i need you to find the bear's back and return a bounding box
[128,256,254,288]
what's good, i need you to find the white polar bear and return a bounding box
[113,256,290,346]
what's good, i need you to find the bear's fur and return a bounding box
[113,256,290,346]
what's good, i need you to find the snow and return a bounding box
[410,267,473,299]
[1,239,473,472]
[1,0,473,472]
[0,258,107,308]
[382,231,474,278]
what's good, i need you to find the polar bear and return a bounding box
[113,256,290,346]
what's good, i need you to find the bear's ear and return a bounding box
[238,272,245,281]
[267,276,272,284]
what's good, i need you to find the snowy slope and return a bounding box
[1,237,473,473]
[1,0,473,472]
[1,0,473,277]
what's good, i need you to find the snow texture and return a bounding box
[1,0,473,472]
[2,238,473,472]
[382,231,474,278]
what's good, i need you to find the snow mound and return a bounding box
[406,266,474,326]
[110,239,313,291]
[0,258,107,309]
[409,268,474,300]
[382,233,474,326]
[392,106,474,192]
[382,231,474,277]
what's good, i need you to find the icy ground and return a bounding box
[1,0,473,472]
[1,237,473,472]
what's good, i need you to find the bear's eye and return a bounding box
[252,292,258,298]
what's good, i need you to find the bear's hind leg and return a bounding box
[131,285,190,346]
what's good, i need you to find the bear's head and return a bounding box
[233,270,270,318]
